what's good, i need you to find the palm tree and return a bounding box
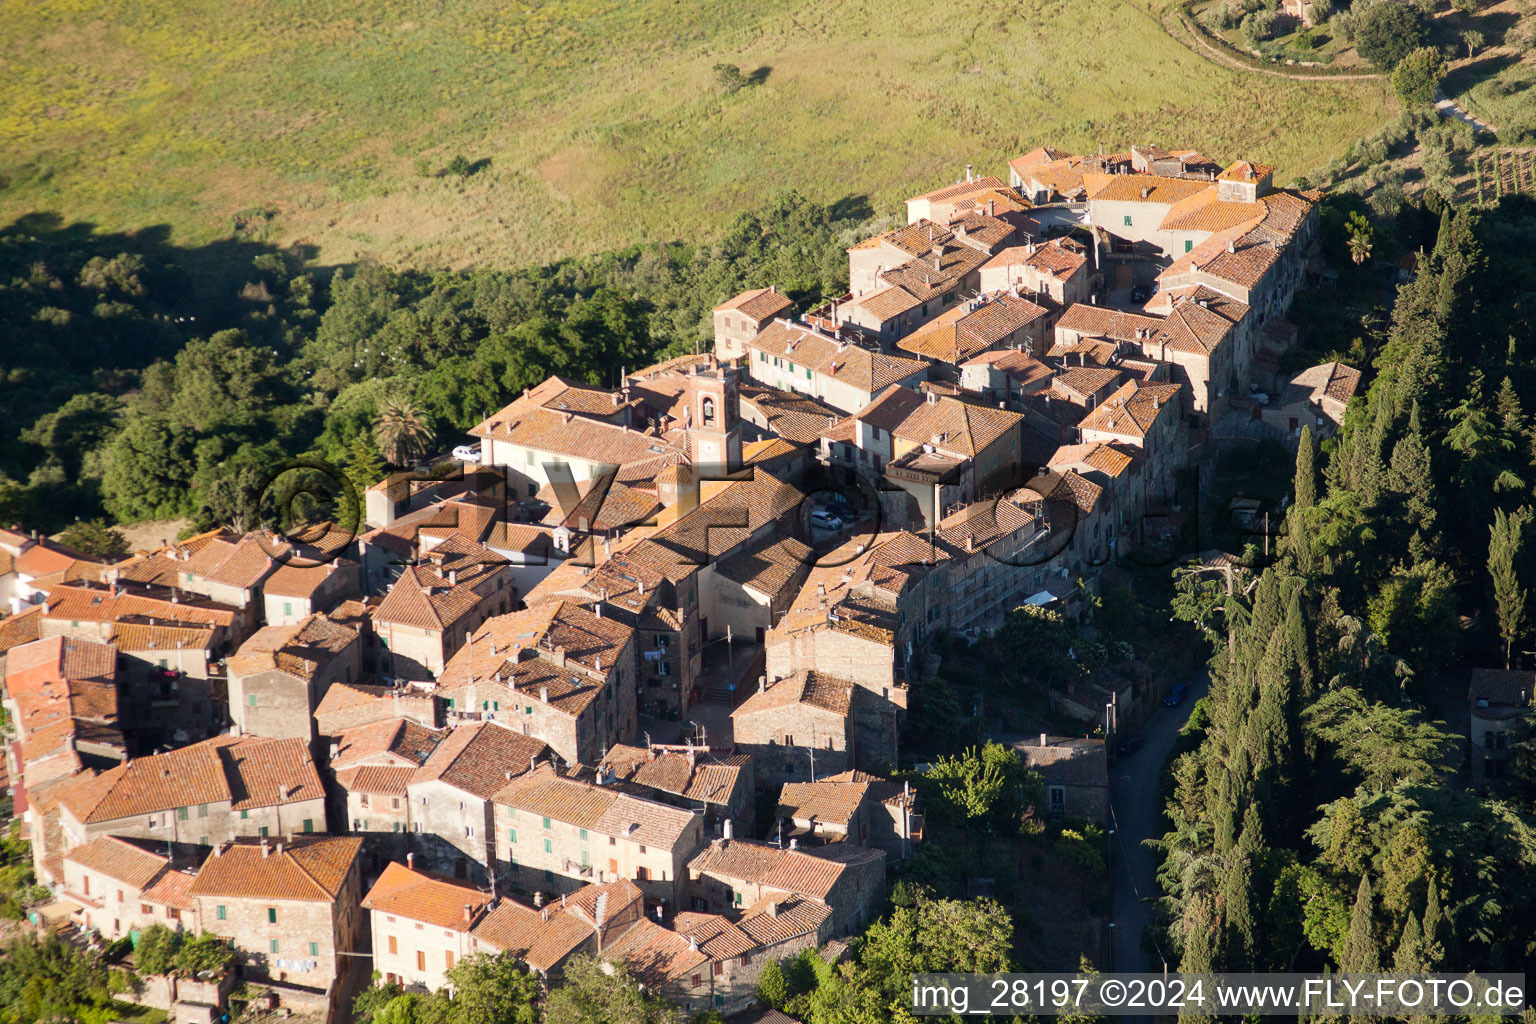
[373,398,435,467]
[1346,211,1374,266]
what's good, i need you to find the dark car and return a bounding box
[1131,283,1152,303]
[1163,683,1189,707]
[1115,735,1144,757]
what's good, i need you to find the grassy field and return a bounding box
[0,0,1397,269]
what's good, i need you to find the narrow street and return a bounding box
[1108,667,1211,976]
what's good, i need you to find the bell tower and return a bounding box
[686,361,742,473]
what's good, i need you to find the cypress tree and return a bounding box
[1340,874,1380,973]
[1489,507,1530,668]
[1421,876,1446,968]
[1295,425,1318,511]
[1393,912,1426,973]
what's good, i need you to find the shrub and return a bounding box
[1241,8,1280,45]
[1353,0,1429,69]
[1391,46,1448,107]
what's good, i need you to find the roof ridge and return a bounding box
[283,842,330,900]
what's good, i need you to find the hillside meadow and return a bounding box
[1,0,1396,268]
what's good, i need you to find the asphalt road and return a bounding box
[1108,666,1211,977]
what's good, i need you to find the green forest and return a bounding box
[1163,198,1536,980]
[0,194,873,536]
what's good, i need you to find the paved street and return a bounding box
[1108,666,1211,976]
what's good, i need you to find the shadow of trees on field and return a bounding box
[827,193,874,222]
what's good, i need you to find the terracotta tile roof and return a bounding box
[1017,737,1108,787]
[494,764,700,848]
[1218,159,1274,182]
[1078,380,1182,438]
[687,838,867,901]
[114,552,183,587]
[715,287,794,322]
[1089,173,1211,205]
[1468,669,1536,706]
[739,386,843,445]
[141,868,197,910]
[888,390,1024,458]
[470,404,684,469]
[55,735,322,823]
[335,763,418,796]
[948,211,1016,250]
[1048,442,1140,479]
[673,911,756,959]
[472,899,594,972]
[363,861,492,931]
[750,321,928,394]
[879,244,991,303]
[445,600,634,688]
[177,536,275,590]
[603,918,708,985]
[15,539,95,578]
[936,492,1039,553]
[190,834,362,902]
[737,893,831,946]
[43,583,237,631]
[1157,189,1265,233]
[1010,147,1067,174]
[1045,469,1105,516]
[227,615,356,680]
[333,718,444,769]
[5,635,116,685]
[262,559,355,598]
[315,681,439,732]
[910,176,1007,204]
[713,539,813,601]
[981,239,1087,280]
[846,285,923,323]
[106,622,216,653]
[1283,361,1361,407]
[411,722,550,800]
[778,781,869,827]
[373,565,486,633]
[0,604,44,654]
[961,349,1053,389]
[600,745,750,807]
[732,672,853,720]
[897,294,1048,364]
[64,835,168,890]
[1052,367,1123,401]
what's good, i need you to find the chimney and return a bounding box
[758,676,766,693]
[213,843,222,858]
[1226,239,1235,254]
[540,685,549,703]
[463,903,474,926]
[407,852,415,869]
[689,935,699,952]
[766,900,779,918]
[965,535,974,553]
[1140,186,1150,199]
[723,818,734,842]
[965,164,973,182]
[926,391,937,405]
[595,602,602,618]
[987,198,995,218]
[534,891,544,908]
[769,284,776,293]
[1040,732,1048,747]
[789,838,798,850]
[261,839,270,858]
[275,841,283,856]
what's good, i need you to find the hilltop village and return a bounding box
[0,146,1352,1021]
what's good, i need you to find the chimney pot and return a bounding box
[407,852,415,869]
[1040,732,1048,747]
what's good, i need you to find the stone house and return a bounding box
[713,287,794,365]
[404,722,550,884]
[330,717,445,851]
[685,837,885,938]
[436,600,638,767]
[896,293,1052,368]
[54,735,328,854]
[471,878,645,979]
[977,239,1091,308]
[491,763,705,904]
[261,560,361,626]
[813,770,922,862]
[1257,361,1361,440]
[189,834,366,993]
[1017,736,1110,823]
[1077,380,1185,504]
[362,859,494,990]
[598,743,754,835]
[314,680,443,737]
[1468,669,1535,790]
[731,673,855,787]
[227,614,361,746]
[745,321,928,415]
[371,536,515,682]
[61,835,201,938]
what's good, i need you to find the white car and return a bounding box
[452,444,482,464]
[810,509,843,530]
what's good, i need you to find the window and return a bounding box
[581,850,590,867]
[310,941,319,956]
[508,828,518,844]
[741,953,752,966]
[141,903,152,915]
[445,950,455,969]
[1123,215,1132,226]
[241,810,249,820]
[543,839,552,854]
[578,829,587,841]
[217,905,227,921]
[259,826,269,838]
[610,858,619,875]
[417,951,426,971]
[248,694,257,707]
[361,794,370,808]
[542,817,551,830]
[543,869,555,883]
[692,975,702,989]
[388,935,398,954]
[268,908,278,924]
[178,807,189,821]
[713,963,723,978]
[1049,786,1066,813]
[1185,239,1193,253]
[271,939,280,954]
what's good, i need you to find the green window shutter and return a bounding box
[1123,215,1132,226]
[303,819,313,833]
[241,810,249,820]
[578,829,587,841]
[268,908,277,924]
[482,701,488,710]
[248,694,257,707]
[198,804,208,817]
[806,367,812,380]
[493,701,499,711]
[1185,239,1193,252]
[581,850,589,867]
[543,839,551,854]
[283,602,292,617]
[542,817,551,829]
[447,698,455,709]
[270,939,279,954]
[393,822,400,833]
[309,941,319,956]
[508,828,518,844]
[177,807,189,821]
[217,905,226,921]
[259,826,269,838]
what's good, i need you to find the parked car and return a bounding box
[810,509,843,530]
[1131,283,1152,303]
[1163,683,1189,707]
[452,444,482,464]
[1116,735,1144,757]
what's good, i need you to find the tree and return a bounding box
[1451,0,1479,12]
[917,742,1036,833]
[543,956,685,1024]
[1304,689,1454,792]
[443,952,540,1024]
[1392,47,1448,107]
[172,933,234,977]
[713,63,747,94]
[1462,28,1486,57]
[1339,874,1380,972]
[134,924,179,976]
[1489,506,1531,667]
[1352,0,1429,69]
[757,959,790,1010]
[57,519,129,560]
[373,398,435,468]
[1346,211,1374,266]
[1294,425,1318,512]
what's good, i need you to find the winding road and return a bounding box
[1107,667,1211,980]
